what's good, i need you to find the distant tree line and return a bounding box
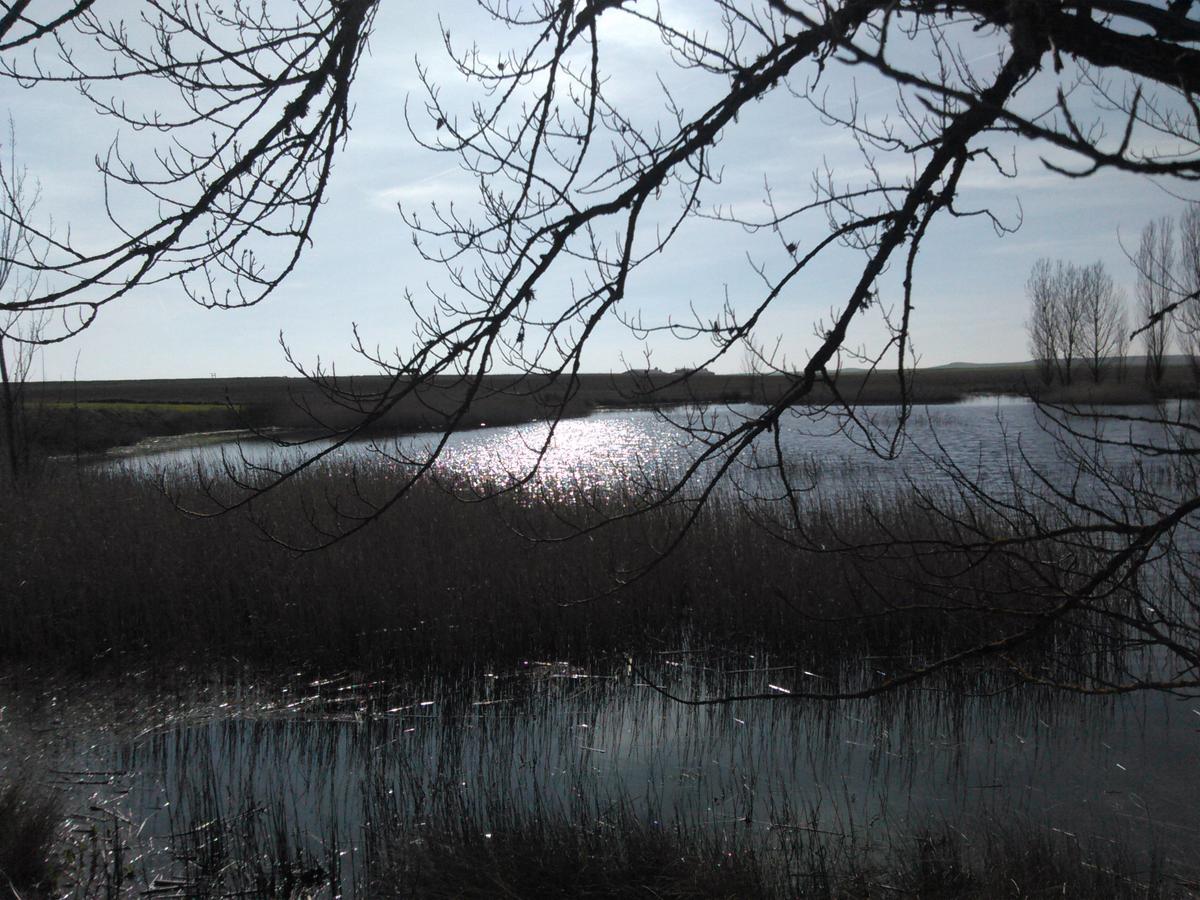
[1145,205,1200,382]
[1028,203,1200,386]
[1026,258,1125,386]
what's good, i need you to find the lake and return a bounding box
[119,395,1192,498]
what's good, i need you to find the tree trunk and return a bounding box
[0,334,20,482]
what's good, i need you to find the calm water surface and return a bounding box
[26,667,1200,891]
[121,396,1191,496]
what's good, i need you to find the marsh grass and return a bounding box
[87,790,1184,898]
[389,817,768,899]
[167,803,340,898]
[0,459,1107,687]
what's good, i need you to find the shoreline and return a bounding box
[17,363,1198,460]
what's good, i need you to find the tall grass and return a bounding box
[390,821,1179,899]
[67,774,1184,898]
[0,460,1099,684]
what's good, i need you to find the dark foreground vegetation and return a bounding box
[0,774,60,895]
[1,460,1197,896]
[15,360,1199,459]
[0,461,1120,679]
[2,758,1181,899]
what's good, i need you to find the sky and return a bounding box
[1,2,1195,382]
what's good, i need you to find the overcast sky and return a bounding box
[1,2,1193,381]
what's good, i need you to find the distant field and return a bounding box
[41,400,240,413]
[17,360,1198,456]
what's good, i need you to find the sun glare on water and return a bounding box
[432,414,680,492]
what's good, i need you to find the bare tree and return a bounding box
[4,2,1200,697]
[1051,261,1087,386]
[1027,258,1118,385]
[1135,216,1176,385]
[1178,202,1200,379]
[0,2,376,341]
[0,126,44,484]
[1026,258,1059,386]
[1078,261,1126,384]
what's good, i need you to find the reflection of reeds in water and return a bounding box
[25,664,1189,896]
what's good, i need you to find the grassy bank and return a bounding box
[21,400,256,457]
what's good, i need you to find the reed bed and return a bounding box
[0,458,1110,686]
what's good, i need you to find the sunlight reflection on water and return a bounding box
[429,414,678,492]
[117,397,1190,502]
